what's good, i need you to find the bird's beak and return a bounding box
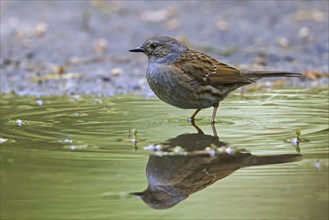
[130,192,144,198]
[129,47,145,53]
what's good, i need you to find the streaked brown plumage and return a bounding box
[129,36,301,123]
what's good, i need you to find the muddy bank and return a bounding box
[1,1,328,96]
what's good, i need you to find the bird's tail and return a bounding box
[242,71,302,79]
[242,154,302,167]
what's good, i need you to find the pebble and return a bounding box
[34,22,48,37]
[216,20,230,31]
[111,68,123,77]
[276,37,289,48]
[94,38,108,53]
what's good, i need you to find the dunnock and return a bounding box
[129,36,301,123]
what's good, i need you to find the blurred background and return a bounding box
[1,0,328,96]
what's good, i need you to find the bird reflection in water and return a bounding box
[131,123,302,209]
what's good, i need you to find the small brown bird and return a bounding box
[129,36,301,123]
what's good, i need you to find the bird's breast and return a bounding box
[146,64,222,109]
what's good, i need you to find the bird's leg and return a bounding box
[189,109,201,122]
[211,123,218,137]
[190,120,204,134]
[211,104,219,124]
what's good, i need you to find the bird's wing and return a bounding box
[173,49,251,85]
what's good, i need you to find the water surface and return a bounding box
[1,88,328,219]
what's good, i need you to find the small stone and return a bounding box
[298,27,310,39]
[141,6,176,23]
[70,57,81,64]
[34,22,48,37]
[276,37,289,48]
[102,77,111,82]
[94,38,108,53]
[111,68,123,77]
[51,65,66,75]
[216,20,230,31]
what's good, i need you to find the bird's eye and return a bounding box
[149,43,158,50]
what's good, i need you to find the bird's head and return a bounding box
[129,36,188,63]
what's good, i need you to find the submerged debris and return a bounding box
[144,143,244,157]
[225,146,236,155]
[172,146,185,154]
[63,144,89,151]
[144,144,163,151]
[36,99,43,106]
[154,151,169,157]
[0,138,8,144]
[291,137,299,147]
[64,139,73,143]
[285,129,309,153]
[128,129,147,150]
[143,144,187,156]
[16,119,23,126]
[129,128,139,149]
[129,128,137,143]
[314,160,321,171]
[205,147,217,157]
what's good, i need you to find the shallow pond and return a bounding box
[1,88,328,220]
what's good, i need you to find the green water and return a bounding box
[1,88,328,220]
